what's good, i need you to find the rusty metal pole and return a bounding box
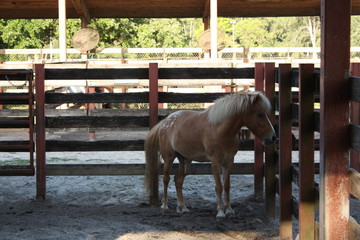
[320,0,351,238]
[278,63,293,239]
[254,62,265,199]
[35,64,46,199]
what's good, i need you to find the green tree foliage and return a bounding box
[1,16,360,49]
[0,19,57,48]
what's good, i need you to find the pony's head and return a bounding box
[241,92,277,145]
[208,92,276,145]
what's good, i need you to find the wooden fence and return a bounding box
[3,63,359,239]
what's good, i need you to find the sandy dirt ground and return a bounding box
[1,130,360,240]
[1,148,281,240]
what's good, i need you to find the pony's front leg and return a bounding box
[211,160,226,218]
[174,160,189,214]
[223,161,235,217]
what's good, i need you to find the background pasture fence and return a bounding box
[2,47,360,65]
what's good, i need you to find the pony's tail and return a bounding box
[144,123,161,204]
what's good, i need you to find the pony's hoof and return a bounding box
[225,208,235,218]
[176,206,189,214]
[216,210,226,219]
[161,203,169,212]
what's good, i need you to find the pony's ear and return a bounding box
[252,92,262,105]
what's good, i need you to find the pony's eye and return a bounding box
[257,113,266,119]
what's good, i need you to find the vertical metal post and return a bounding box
[264,62,276,217]
[278,64,293,239]
[149,63,159,129]
[35,64,46,199]
[320,0,350,238]
[254,62,265,199]
[299,64,315,240]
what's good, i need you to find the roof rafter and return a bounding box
[203,0,210,19]
[71,0,91,24]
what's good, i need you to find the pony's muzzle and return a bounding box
[263,132,277,146]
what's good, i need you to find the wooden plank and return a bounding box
[254,62,265,199]
[350,64,360,170]
[0,142,32,152]
[45,68,149,80]
[350,76,360,103]
[45,162,255,176]
[0,118,29,128]
[44,68,254,80]
[278,63,293,239]
[159,92,227,103]
[298,64,315,240]
[319,0,351,239]
[349,168,360,200]
[43,139,256,152]
[44,92,228,104]
[45,139,145,151]
[264,62,276,217]
[0,93,31,104]
[351,124,360,152]
[45,116,151,128]
[45,92,149,104]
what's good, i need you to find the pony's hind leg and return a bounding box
[174,157,190,214]
[161,154,175,212]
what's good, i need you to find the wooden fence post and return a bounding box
[278,63,293,239]
[149,63,159,129]
[35,64,46,199]
[254,62,265,199]
[299,64,315,239]
[350,63,360,171]
[264,62,276,217]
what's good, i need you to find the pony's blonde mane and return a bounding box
[207,92,271,124]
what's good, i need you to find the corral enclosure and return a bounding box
[1,0,359,239]
[0,63,321,235]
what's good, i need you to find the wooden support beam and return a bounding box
[203,0,210,19]
[264,62,276,217]
[71,0,91,24]
[319,0,351,239]
[149,63,159,128]
[35,64,46,199]
[58,0,67,62]
[299,64,315,240]
[210,0,217,60]
[350,63,360,171]
[278,63,293,239]
[254,63,265,199]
